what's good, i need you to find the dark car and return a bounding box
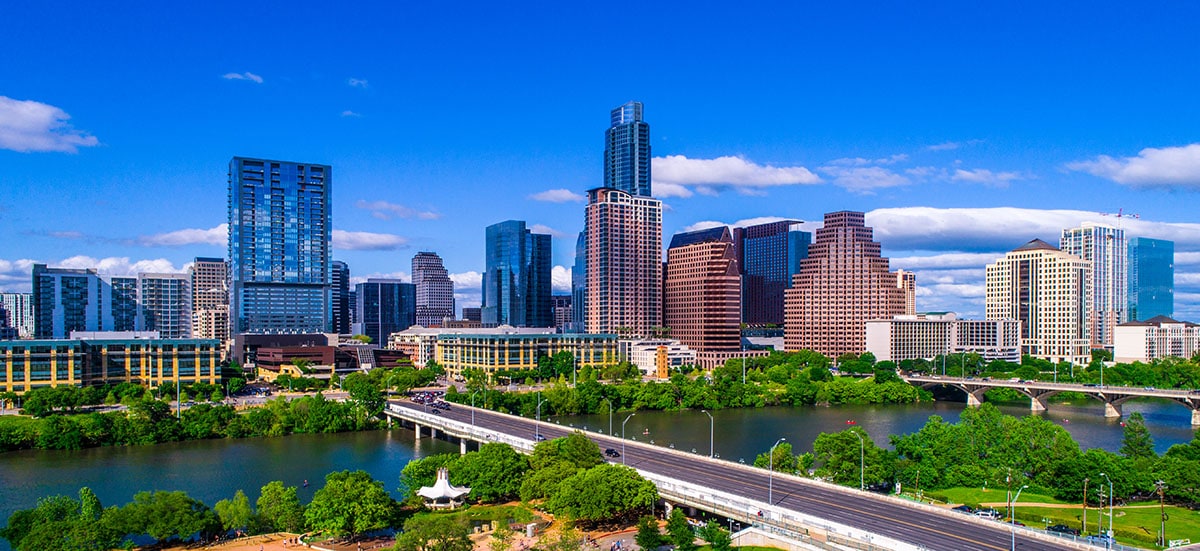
[1047,524,1080,536]
[951,505,974,514]
[535,434,547,441]
[604,448,620,458]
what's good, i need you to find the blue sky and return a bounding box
[3,2,1200,319]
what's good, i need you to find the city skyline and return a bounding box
[4,3,1200,321]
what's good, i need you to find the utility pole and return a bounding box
[1156,480,1167,547]
[1082,478,1089,535]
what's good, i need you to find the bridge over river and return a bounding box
[385,400,1110,551]
[902,374,1200,425]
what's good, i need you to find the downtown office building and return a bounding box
[986,239,1091,365]
[734,220,811,326]
[228,157,332,335]
[1061,222,1126,349]
[784,211,915,358]
[482,221,552,328]
[664,226,742,366]
[1128,237,1174,321]
[413,252,455,326]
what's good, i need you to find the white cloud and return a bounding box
[529,224,566,238]
[1177,252,1200,267]
[1175,273,1200,286]
[355,200,441,220]
[347,78,369,88]
[681,220,727,233]
[867,206,1200,251]
[1067,143,1200,189]
[528,189,585,203]
[57,256,183,276]
[222,72,263,84]
[341,110,362,118]
[926,142,961,151]
[818,166,910,192]
[890,253,1006,270]
[828,154,909,166]
[332,230,408,251]
[552,265,571,293]
[450,271,483,309]
[137,224,227,246]
[652,155,821,196]
[0,96,99,153]
[951,168,1023,186]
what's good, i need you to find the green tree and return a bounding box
[753,441,798,474]
[544,464,658,524]
[256,481,306,533]
[666,508,696,551]
[305,470,396,537]
[697,521,731,551]
[214,489,255,534]
[351,334,374,344]
[453,443,529,502]
[393,514,472,551]
[343,372,385,422]
[529,431,604,470]
[634,515,666,550]
[1119,412,1156,459]
[120,490,219,544]
[399,453,459,500]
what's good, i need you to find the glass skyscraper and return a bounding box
[354,280,415,345]
[604,101,651,197]
[31,265,141,338]
[228,157,331,334]
[482,220,553,327]
[734,220,811,325]
[331,260,351,334]
[1061,222,1126,348]
[1128,237,1174,321]
[571,231,587,332]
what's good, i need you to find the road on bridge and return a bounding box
[390,400,1085,551]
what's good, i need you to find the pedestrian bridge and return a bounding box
[384,401,1091,551]
[902,374,1200,425]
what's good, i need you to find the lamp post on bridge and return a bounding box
[535,391,547,441]
[701,409,714,458]
[768,437,787,505]
[470,390,480,427]
[621,413,636,465]
[1011,484,1028,551]
[601,398,613,435]
[852,430,865,491]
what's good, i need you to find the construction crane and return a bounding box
[1098,208,1139,231]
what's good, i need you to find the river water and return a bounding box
[1,398,1196,550]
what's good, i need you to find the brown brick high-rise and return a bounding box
[785,211,914,358]
[664,226,741,355]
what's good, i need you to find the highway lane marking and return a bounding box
[395,405,1029,550]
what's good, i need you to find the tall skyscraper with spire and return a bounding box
[413,252,455,326]
[1061,222,1126,349]
[584,101,662,337]
[604,101,651,197]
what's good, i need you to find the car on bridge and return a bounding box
[1047,524,1079,536]
[604,448,620,458]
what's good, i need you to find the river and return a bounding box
[0,397,1196,550]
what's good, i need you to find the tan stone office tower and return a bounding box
[784,211,914,358]
[986,239,1091,365]
[583,187,662,337]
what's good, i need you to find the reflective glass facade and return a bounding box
[228,157,331,334]
[354,280,415,345]
[604,101,651,197]
[31,265,143,338]
[482,221,553,327]
[1128,237,1174,321]
[331,260,351,333]
[734,220,810,325]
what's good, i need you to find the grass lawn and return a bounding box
[924,486,1067,506]
[1014,503,1200,548]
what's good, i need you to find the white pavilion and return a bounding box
[417,467,471,509]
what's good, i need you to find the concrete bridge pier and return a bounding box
[460,438,468,455]
[965,390,984,407]
[414,423,422,440]
[1030,396,1047,413]
[1192,407,1200,427]
[1104,402,1122,419]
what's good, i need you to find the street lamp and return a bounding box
[768,437,787,505]
[851,430,865,491]
[601,398,613,435]
[1083,477,1090,536]
[470,390,481,427]
[535,392,548,441]
[1099,472,1113,549]
[741,346,746,384]
[701,410,714,458]
[621,413,636,465]
[1011,484,1028,551]
[1156,480,1168,547]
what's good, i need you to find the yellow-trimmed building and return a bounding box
[1,338,221,395]
[433,332,618,380]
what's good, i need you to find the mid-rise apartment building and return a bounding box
[986,239,1091,365]
[865,313,1021,363]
